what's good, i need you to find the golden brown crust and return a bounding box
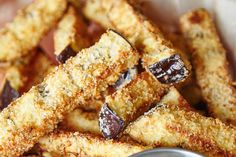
[106,72,168,121]
[99,72,169,139]
[60,108,141,146]
[39,131,149,157]
[126,88,236,157]
[54,6,106,111]
[0,0,67,62]
[0,30,139,156]
[84,0,190,67]
[54,6,90,56]
[83,0,190,82]
[180,9,236,125]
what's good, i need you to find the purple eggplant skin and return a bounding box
[113,66,138,90]
[99,103,125,139]
[148,54,189,84]
[0,80,19,110]
[56,46,77,64]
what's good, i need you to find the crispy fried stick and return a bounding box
[0,30,139,156]
[60,85,236,156]
[126,87,236,157]
[180,9,236,125]
[83,0,190,84]
[54,6,90,63]
[54,6,108,111]
[39,131,149,157]
[85,0,190,139]
[60,89,186,137]
[0,0,67,62]
[99,72,169,138]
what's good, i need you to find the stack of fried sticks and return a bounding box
[0,0,235,157]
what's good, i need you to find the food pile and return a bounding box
[0,0,235,157]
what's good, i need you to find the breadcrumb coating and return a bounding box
[39,131,149,157]
[0,0,67,61]
[180,9,236,125]
[99,72,169,138]
[0,30,139,156]
[83,0,190,83]
[105,72,168,122]
[126,88,236,157]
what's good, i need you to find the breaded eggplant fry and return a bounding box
[54,7,106,111]
[180,9,236,125]
[62,89,188,137]
[0,30,139,156]
[39,131,149,157]
[61,89,188,141]
[99,72,169,139]
[60,108,141,146]
[54,6,106,111]
[126,88,236,157]
[0,0,67,62]
[86,0,190,138]
[83,0,190,84]
[54,6,90,63]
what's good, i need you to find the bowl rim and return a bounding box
[129,147,205,157]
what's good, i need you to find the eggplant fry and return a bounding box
[54,6,106,111]
[87,0,190,139]
[0,0,67,62]
[83,0,190,84]
[58,108,142,144]
[99,72,169,139]
[39,131,149,157]
[54,6,90,63]
[66,79,236,156]
[60,88,188,136]
[180,9,236,125]
[0,30,139,156]
[126,87,236,157]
